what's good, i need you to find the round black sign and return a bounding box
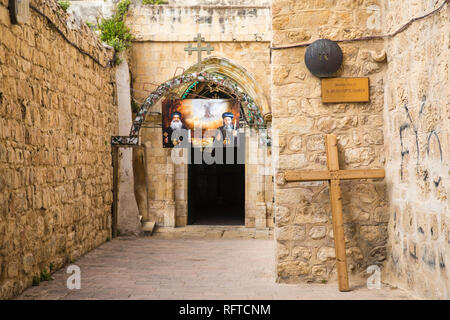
[304,39,343,78]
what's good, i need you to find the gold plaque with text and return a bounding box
[321,77,370,103]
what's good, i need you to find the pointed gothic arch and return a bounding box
[111,58,269,145]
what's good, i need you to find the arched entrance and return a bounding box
[182,81,246,225]
[112,57,273,231]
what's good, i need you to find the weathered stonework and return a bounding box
[128,0,271,42]
[271,0,448,298]
[381,1,449,299]
[0,0,117,299]
[271,0,389,284]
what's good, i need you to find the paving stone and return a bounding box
[15,237,415,300]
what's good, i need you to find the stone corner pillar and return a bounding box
[116,54,141,235]
[118,148,141,235]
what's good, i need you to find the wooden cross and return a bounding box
[283,134,385,291]
[184,33,214,69]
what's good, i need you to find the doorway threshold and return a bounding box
[149,225,273,240]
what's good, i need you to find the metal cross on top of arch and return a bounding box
[111,71,267,146]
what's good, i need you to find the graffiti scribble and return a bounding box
[433,177,442,188]
[403,104,420,165]
[399,97,443,184]
[426,130,443,161]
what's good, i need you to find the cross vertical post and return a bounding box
[325,134,349,292]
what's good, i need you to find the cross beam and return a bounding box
[184,33,214,69]
[285,169,385,182]
[283,134,385,292]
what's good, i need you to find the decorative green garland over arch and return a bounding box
[111,71,266,145]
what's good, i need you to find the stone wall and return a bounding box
[271,0,389,283]
[382,1,449,299]
[0,0,117,299]
[161,0,270,5]
[115,54,140,235]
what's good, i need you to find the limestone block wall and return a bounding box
[382,1,449,299]
[130,42,271,107]
[68,0,118,24]
[162,0,270,5]
[128,0,271,42]
[0,0,117,299]
[271,0,388,283]
[116,55,140,235]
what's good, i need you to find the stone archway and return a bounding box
[113,58,273,232]
[181,56,271,116]
[112,52,273,145]
[112,70,267,146]
[134,71,265,130]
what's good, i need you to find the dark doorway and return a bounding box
[188,146,245,225]
[184,81,246,225]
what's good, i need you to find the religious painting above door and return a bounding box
[162,99,240,148]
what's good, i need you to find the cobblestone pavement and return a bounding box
[16,237,415,300]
